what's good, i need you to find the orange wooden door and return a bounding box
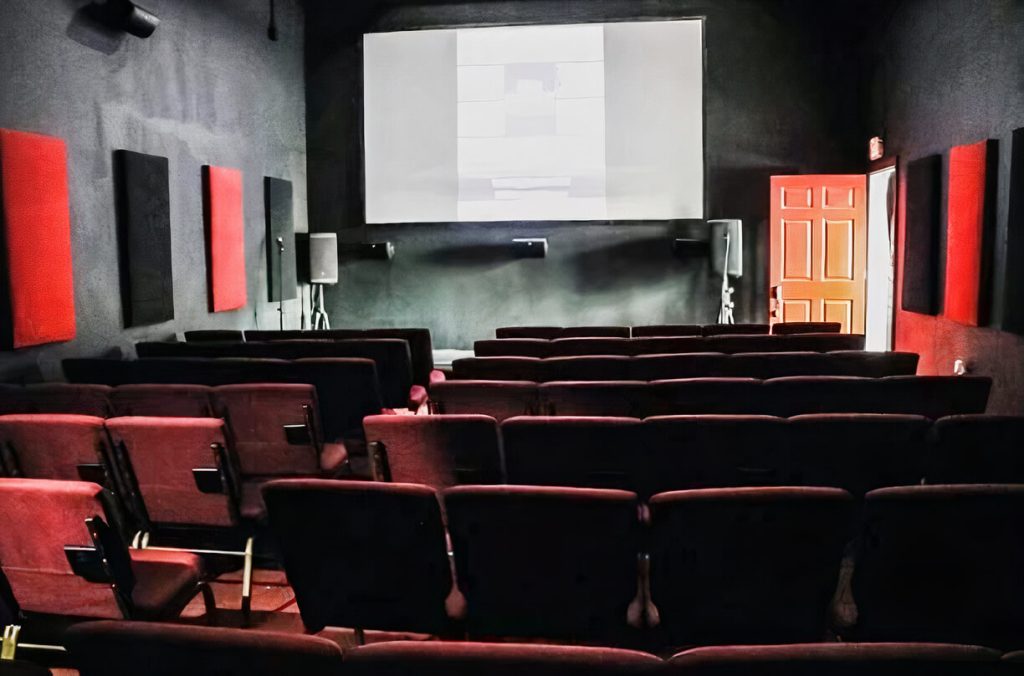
[769,175,868,334]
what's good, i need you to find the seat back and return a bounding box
[642,379,765,416]
[641,416,789,496]
[928,415,1024,483]
[502,416,643,491]
[763,377,877,416]
[109,384,214,418]
[540,381,646,417]
[430,381,538,421]
[630,337,706,356]
[495,326,562,339]
[667,643,1002,676]
[724,352,838,379]
[345,641,664,676]
[0,414,113,483]
[212,384,321,476]
[106,417,239,528]
[183,330,244,342]
[771,321,843,335]
[63,359,138,386]
[630,353,729,380]
[0,384,25,415]
[452,357,545,382]
[877,375,991,417]
[854,484,1024,647]
[363,414,503,487]
[560,326,631,338]
[65,621,344,676]
[474,339,550,358]
[545,356,633,381]
[444,485,640,642]
[631,325,702,338]
[0,479,126,618]
[549,338,634,357]
[786,414,930,494]
[261,480,452,634]
[701,323,769,336]
[648,487,854,645]
[18,384,112,416]
[828,350,919,377]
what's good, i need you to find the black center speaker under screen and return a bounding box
[92,0,159,38]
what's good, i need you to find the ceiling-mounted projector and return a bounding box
[92,0,160,38]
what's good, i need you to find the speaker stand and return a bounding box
[717,230,735,324]
[311,283,331,330]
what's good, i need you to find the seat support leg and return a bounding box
[240,536,254,620]
[1,625,20,661]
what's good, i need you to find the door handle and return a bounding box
[769,285,782,318]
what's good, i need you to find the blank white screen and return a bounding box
[363,20,703,223]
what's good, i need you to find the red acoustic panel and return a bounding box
[203,166,246,312]
[944,139,995,326]
[0,129,76,349]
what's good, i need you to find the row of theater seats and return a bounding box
[364,413,1024,496]
[262,479,1024,647]
[183,327,438,387]
[494,321,842,338]
[431,376,992,421]
[137,339,418,409]
[61,358,383,441]
[452,351,919,382]
[475,333,864,358]
[20,623,1024,676]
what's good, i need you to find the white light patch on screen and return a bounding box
[456,24,607,221]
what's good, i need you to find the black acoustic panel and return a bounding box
[265,177,297,301]
[115,150,173,326]
[1005,128,1024,334]
[901,154,943,315]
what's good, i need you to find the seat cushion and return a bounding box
[129,549,204,620]
[321,442,349,474]
[239,481,269,522]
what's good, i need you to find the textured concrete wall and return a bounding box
[305,0,865,348]
[865,0,1024,413]
[0,0,306,382]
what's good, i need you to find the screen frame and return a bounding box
[359,16,708,227]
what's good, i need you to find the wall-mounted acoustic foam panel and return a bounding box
[901,154,943,315]
[1004,128,1024,335]
[0,129,76,349]
[944,139,997,327]
[115,150,173,326]
[264,177,297,302]
[202,166,246,312]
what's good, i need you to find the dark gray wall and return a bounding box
[864,0,1024,413]
[305,0,866,348]
[0,0,306,382]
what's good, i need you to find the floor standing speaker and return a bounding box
[902,154,943,315]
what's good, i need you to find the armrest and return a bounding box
[192,468,225,494]
[429,369,447,386]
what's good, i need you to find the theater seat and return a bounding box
[109,384,214,418]
[344,641,664,676]
[451,357,545,382]
[0,659,51,675]
[701,323,769,336]
[0,414,114,486]
[539,381,646,417]
[66,621,343,676]
[545,356,633,381]
[443,485,642,643]
[474,339,551,358]
[771,321,843,335]
[853,484,1024,648]
[632,324,702,337]
[928,415,1024,483]
[183,330,244,342]
[430,381,538,421]
[668,643,1001,675]
[648,486,854,645]
[363,414,502,487]
[17,384,112,417]
[0,479,206,621]
[262,480,453,634]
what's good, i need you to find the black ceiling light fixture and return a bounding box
[91,0,160,38]
[267,0,278,41]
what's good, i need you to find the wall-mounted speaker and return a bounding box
[308,233,338,284]
[92,0,159,38]
[338,242,395,260]
[512,238,547,258]
[709,219,743,277]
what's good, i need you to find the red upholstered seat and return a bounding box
[648,486,854,645]
[539,381,647,417]
[66,620,343,676]
[928,415,1024,483]
[261,479,453,634]
[474,339,551,358]
[0,414,114,484]
[762,376,878,416]
[213,383,346,477]
[643,378,765,416]
[853,484,1024,648]
[630,337,706,356]
[632,324,703,337]
[109,384,214,418]
[701,323,770,336]
[0,479,204,620]
[183,329,245,342]
[668,643,1001,675]
[451,357,545,382]
[443,485,642,643]
[770,321,843,335]
[345,640,664,676]
[363,414,502,487]
[549,337,634,357]
[502,416,643,492]
[105,417,250,527]
[877,375,991,418]
[545,356,633,381]
[17,384,112,417]
[430,380,538,421]
[495,326,563,339]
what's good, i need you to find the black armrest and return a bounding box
[77,463,107,484]
[192,468,225,494]
[284,423,312,445]
[65,546,111,583]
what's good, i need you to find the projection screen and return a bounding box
[363,20,704,223]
